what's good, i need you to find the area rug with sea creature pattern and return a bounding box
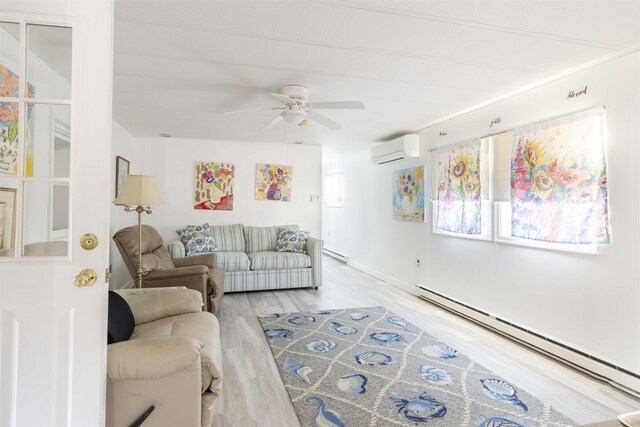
[258,306,575,427]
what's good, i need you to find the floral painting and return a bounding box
[392,166,425,222]
[194,161,234,210]
[511,109,609,244]
[255,164,292,202]
[435,140,482,234]
[0,64,34,176]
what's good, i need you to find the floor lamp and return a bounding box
[113,175,164,288]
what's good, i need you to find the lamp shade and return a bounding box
[113,175,164,206]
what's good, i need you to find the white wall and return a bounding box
[323,51,640,375]
[109,135,322,288]
[109,120,139,289]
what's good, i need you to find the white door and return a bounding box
[0,2,113,426]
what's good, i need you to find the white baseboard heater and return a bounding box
[416,284,640,398]
[323,248,348,263]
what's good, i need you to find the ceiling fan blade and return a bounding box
[307,111,342,131]
[223,107,275,115]
[261,113,283,131]
[270,92,297,105]
[311,101,365,110]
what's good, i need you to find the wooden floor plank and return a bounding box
[212,256,640,426]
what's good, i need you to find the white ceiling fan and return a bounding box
[225,85,365,131]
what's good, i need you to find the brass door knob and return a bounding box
[80,233,98,250]
[74,269,97,287]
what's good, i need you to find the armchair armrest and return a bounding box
[145,265,208,280]
[143,266,209,308]
[116,288,203,325]
[174,252,217,270]
[306,237,324,288]
[107,336,202,382]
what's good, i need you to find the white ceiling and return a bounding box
[113,0,640,151]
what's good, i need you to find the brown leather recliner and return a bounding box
[113,225,224,313]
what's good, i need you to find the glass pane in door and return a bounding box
[22,181,68,256]
[25,103,70,178]
[0,185,17,257]
[0,101,19,175]
[27,24,72,100]
[0,22,20,99]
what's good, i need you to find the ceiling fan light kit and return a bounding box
[283,104,307,125]
[227,84,365,133]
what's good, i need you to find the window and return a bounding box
[429,108,609,254]
[324,172,343,208]
[431,138,492,241]
[493,108,608,254]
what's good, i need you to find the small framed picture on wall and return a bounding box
[115,156,130,197]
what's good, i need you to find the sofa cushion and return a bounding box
[244,225,299,253]
[210,224,245,252]
[176,223,217,256]
[249,251,311,271]
[130,311,222,394]
[108,291,135,344]
[215,251,250,272]
[275,228,310,253]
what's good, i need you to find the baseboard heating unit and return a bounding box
[416,284,640,398]
[323,248,348,263]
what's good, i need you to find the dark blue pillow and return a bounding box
[107,291,135,344]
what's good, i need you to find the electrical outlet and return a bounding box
[416,258,421,267]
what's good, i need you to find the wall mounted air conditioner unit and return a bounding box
[371,134,420,165]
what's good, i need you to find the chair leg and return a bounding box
[314,286,318,290]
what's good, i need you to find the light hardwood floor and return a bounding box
[212,256,640,426]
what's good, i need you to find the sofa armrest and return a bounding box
[174,252,217,270]
[116,288,203,325]
[167,239,186,259]
[107,336,202,382]
[306,237,324,288]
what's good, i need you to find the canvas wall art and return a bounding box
[194,161,235,210]
[511,108,609,244]
[435,139,482,234]
[392,166,425,222]
[255,164,292,202]
[0,64,34,176]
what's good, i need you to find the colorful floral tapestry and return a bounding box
[393,166,425,222]
[194,161,234,210]
[511,109,610,244]
[435,140,482,234]
[0,64,34,175]
[255,164,292,202]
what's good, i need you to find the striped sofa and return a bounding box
[167,224,323,293]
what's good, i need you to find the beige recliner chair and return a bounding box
[107,288,223,427]
[113,225,224,313]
